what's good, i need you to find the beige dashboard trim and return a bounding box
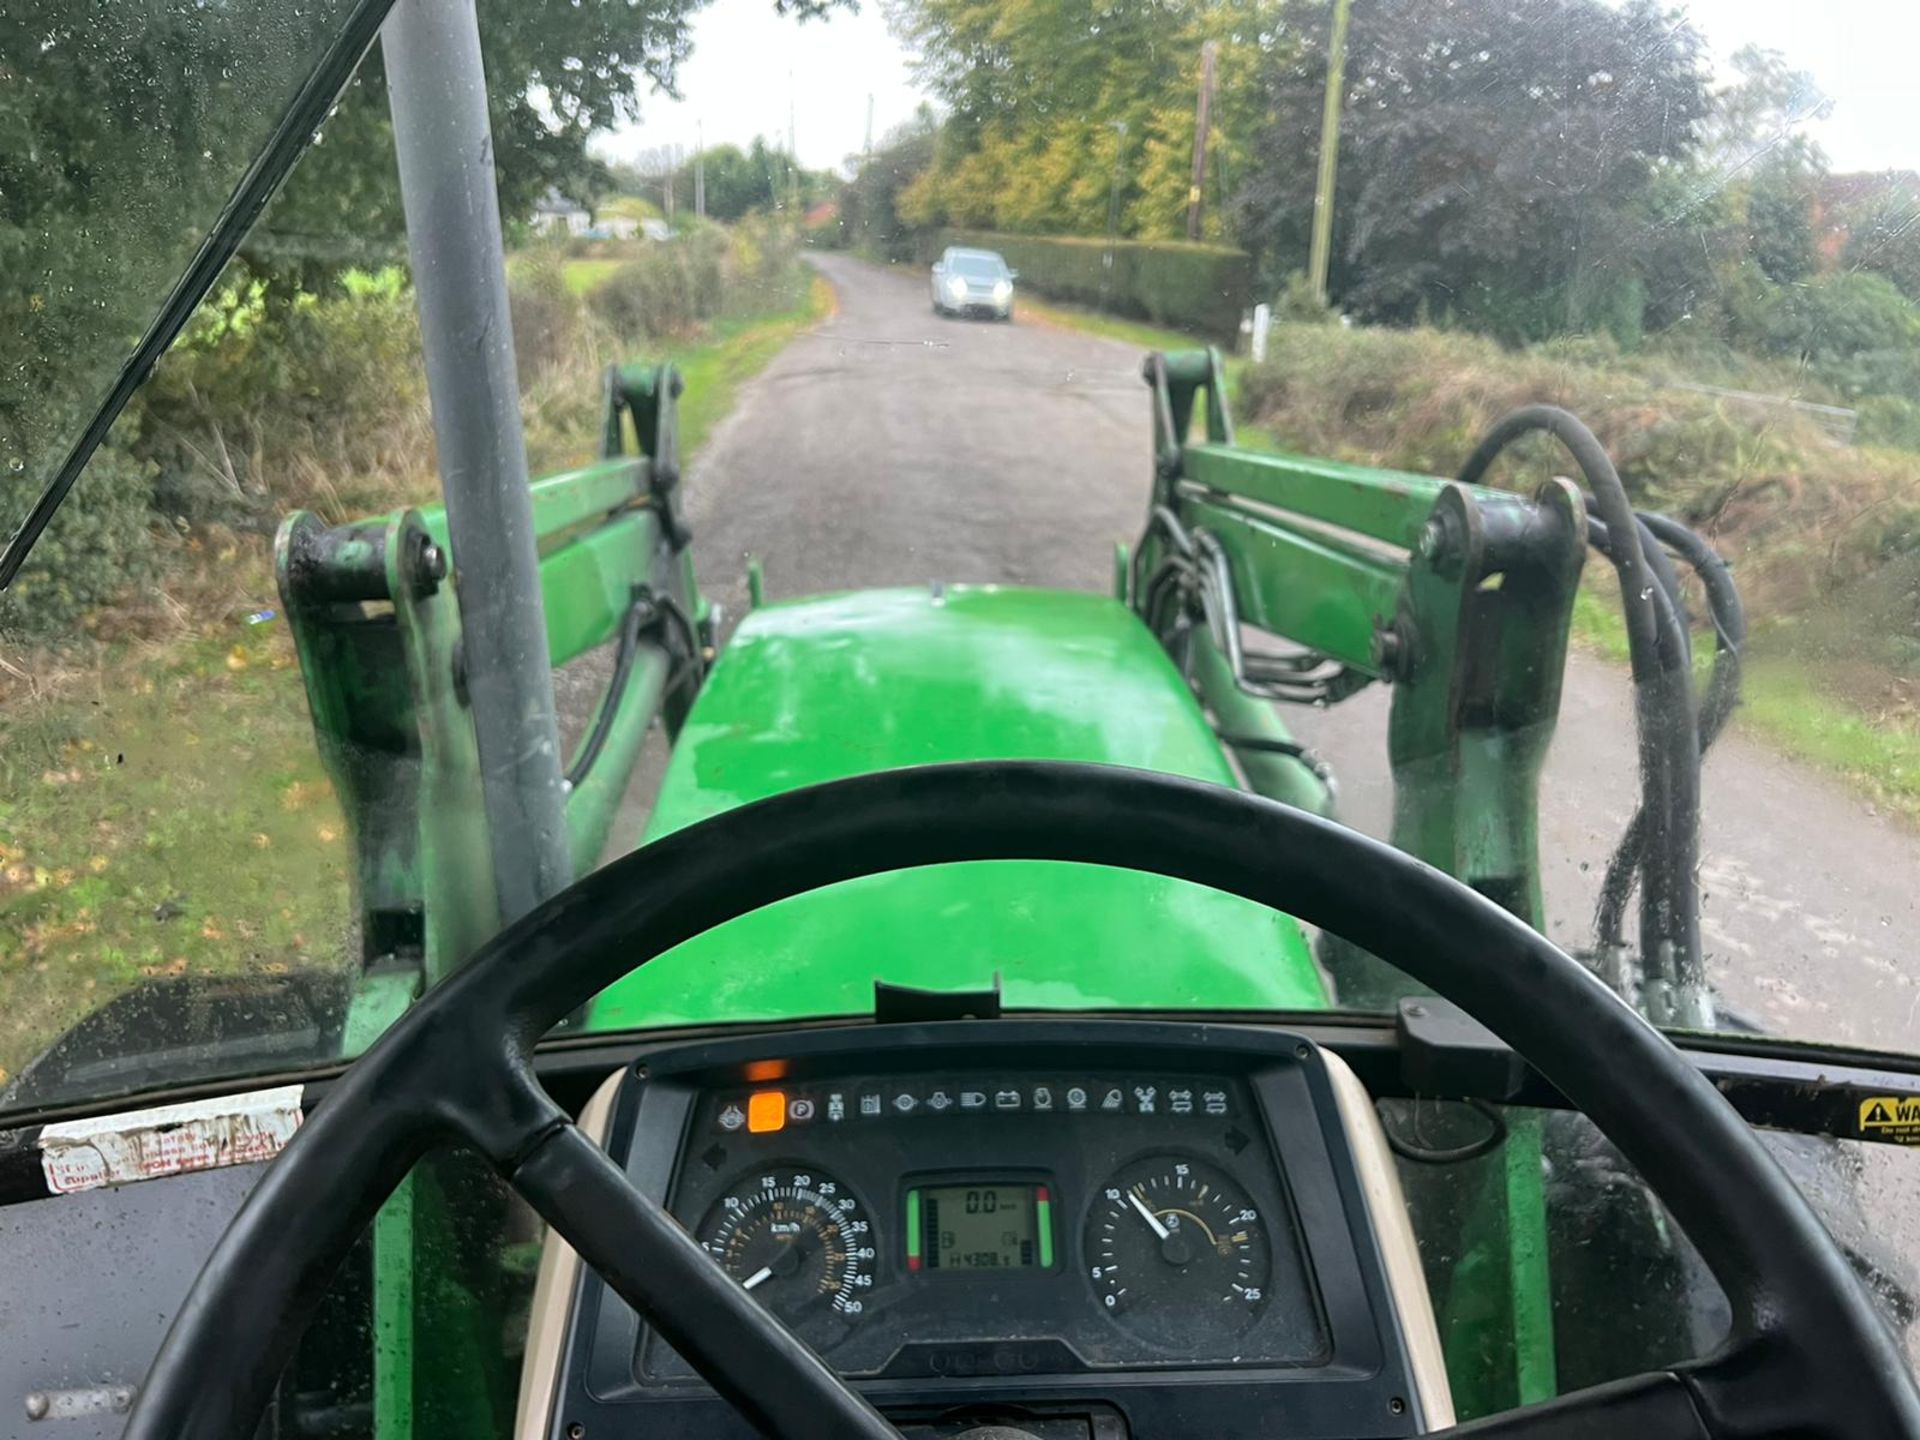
[515,1068,626,1440]
[1322,1051,1456,1430]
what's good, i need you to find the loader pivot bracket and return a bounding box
[1396,996,1530,1102]
[602,362,691,551]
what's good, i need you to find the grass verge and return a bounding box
[0,272,831,1087]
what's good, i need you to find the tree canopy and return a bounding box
[1236,0,1710,340]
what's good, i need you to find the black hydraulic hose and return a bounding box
[565,596,652,791]
[1458,407,1703,1014]
[1590,511,1746,953]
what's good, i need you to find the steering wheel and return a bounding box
[123,762,1920,1440]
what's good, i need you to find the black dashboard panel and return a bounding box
[547,1020,1428,1439]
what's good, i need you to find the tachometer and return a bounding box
[1086,1155,1270,1349]
[697,1167,877,1340]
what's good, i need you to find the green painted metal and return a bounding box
[1185,443,1445,548]
[1176,494,1399,674]
[371,1175,415,1440]
[1187,629,1333,817]
[1139,350,1580,1413]
[276,362,703,1004]
[585,586,1328,1030]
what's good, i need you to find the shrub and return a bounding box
[929,229,1252,338]
[0,441,157,644]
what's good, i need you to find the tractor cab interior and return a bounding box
[3,0,1920,1438]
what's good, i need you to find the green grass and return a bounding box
[561,257,623,296]
[1734,658,1920,821]
[668,272,833,456]
[0,269,832,1089]
[0,626,351,1084]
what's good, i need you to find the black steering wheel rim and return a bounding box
[123,761,1920,1440]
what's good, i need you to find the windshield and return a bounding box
[3,0,1919,1123]
[948,251,1008,278]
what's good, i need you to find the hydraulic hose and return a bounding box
[1458,406,1705,1024]
[1588,510,1746,959]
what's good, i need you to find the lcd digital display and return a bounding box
[908,1182,1054,1272]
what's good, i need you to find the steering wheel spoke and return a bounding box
[510,1122,899,1440]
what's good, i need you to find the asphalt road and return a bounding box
[611,250,1920,1340]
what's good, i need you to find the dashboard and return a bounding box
[526,1020,1448,1439]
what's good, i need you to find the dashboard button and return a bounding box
[1203,1088,1230,1116]
[993,1088,1022,1111]
[1032,1085,1055,1111]
[1169,1087,1194,1115]
[925,1088,956,1114]
[1132,1084,1158,1115]
[1099,1086,1125,1112]
[787,1095,817,1125]
[958,1089,988,1112]
[857,1091,885,1119]
[1065,1086,1090,1111]
[890,1088,920,1116]
[825,1092,848,1122]
[717,1102,747,1132]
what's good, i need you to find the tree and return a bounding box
[837,109,941,257]
[886,0,1280,241]
[1236,0,1710,341]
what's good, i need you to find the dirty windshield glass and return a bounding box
[2,0,1919,1135]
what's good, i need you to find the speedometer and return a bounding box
[696,1167,877,1343]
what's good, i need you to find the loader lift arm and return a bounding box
[276,363,711,1015]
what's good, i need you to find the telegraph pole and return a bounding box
[695,120,706,219]
[864,93,875,164]
[664,144,675,224]
[1186,40,1218,242]
[1308,0,1352,304]
[788,79,800,215]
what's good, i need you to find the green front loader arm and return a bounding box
[276,362,709,1017]
[1133,349,1588,1416]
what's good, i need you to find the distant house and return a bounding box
[533,189,591,238]
[640,218,675,243]
[593,215,642,241]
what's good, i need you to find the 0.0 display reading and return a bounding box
[907,1182,1055,1273]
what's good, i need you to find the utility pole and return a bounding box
[864,93,875,164]
[1308,0,1352,305]
[695,121,706,219]
[788,79,800,216]
[1186,40,1218,242]
[664,144,675,224]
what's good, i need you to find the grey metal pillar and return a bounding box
[384,0,572,924]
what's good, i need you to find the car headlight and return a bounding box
[993,279,1013,303]
[947,275,968,299]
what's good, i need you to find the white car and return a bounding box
[931,247,1016,320]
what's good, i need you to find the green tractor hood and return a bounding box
[585,585,1327,1030]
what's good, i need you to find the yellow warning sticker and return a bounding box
[1857,1096,1920,1145]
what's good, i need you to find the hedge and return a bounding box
[928,230,1252,339]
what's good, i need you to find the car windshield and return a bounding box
[949,252,1006,278]
[3,0,1919,1130]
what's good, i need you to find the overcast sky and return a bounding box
[593,0,1920,176]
